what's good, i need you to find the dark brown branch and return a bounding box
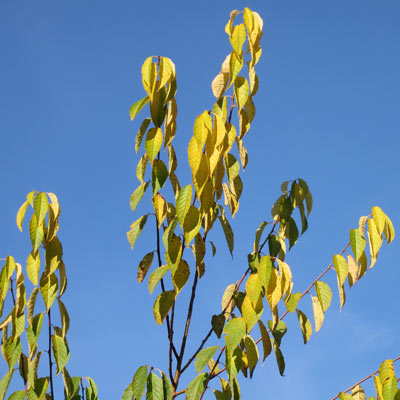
[330,355,400,400]
[174,270,199,386]
[9,278,16,306]
[48,309,55,400]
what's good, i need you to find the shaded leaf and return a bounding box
[127,215,148,251]
[153,291,175,325]
[137,252,154,283]
[130,182,150,213]
[257,320,271,362]
[296,309,312,344]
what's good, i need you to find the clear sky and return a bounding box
[1,1,399,399]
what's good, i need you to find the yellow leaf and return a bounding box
[183,206,201,245]
[188,136,201,175]
[159,57,175,89]
[141,57,157,98]
[347,254,358,287]
[241,295,258,333]
[311,296,324,332]
[152,194,167,228]
[225,10,239,35]
[229,52,243,84]
[372,206,386,236]
[230,24,246,56]
[367,219,382,260]
[193,111,211,148]
[315,281,332,312]
[337,276,346,310]
[16,200,29,232]
[383,213,395,244]
[212,73,229,99]
[245,273,261,309]
[333,254,348,286]
[266,268,281,311]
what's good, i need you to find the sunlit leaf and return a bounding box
[40,272,58,311]
[224,317,246,355]
[350,228,366,262]
[131,366,148,400]
[176,185,193,227]
[315,281,332,312]
[16,201,29,232]
[244,335,259,378]
[296,309,312,344]
[127,215,148,251]
[145,127,163,162]
[195,346,219,373]
[333,255,348,286]
[234,76,249,111]
[257,320,271,362]
[152,193,167,227]
[270,338,285,376]
[311,296,324,332]
[130,182,149,213]
[153,290,175,325]
[186,373,208,400]
[52,334,70,374]
[129,96,149,121]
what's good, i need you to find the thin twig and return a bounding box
[48,309,55,400]
[330,356,400,400]
[9,278,16,306]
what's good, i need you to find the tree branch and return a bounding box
[330,355,400,400]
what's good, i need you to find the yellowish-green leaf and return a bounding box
[145,127,163,163]
[16,201,29,232]
[337,277,346,310]
[135,118,151,153]
[166,236,182,274]
[333,254,348,286]
[142,57,157,98]
[224,317,246,354]
[374,376,383,399]
[136,154,148,184]
[338,393,353,400]
[383,213,395,244]
[29,215,44,254]
[315,281,332,312]
[234,76,249,111]
[241,294,259,333]
[351,385,366,400]
[225,10,239,35]
[186,373,208,400]
[153,290,175,325]
[127,215,148,251]
[372,206,386,236]
[27,287,39,324]
[195,346,219,374]
[52,334,70,374]
[296,309,312,344]
[40,273,58,311]
[266,267,281,312]
[230,24,246,56]
[229,52,243,84]
[245,273,261,309]
[176,185,193,227]
[130,182,149,213]
[159,57,175,89]
[152,194,167,227]
[244,335,259,378]
[183,206,201,245]
[218,214,234,257]
[152,159,168,195]
[188,136,201,175]
[172,260,190,294]
[270,338,285,376]
[222,283,236,317]
[57,298,70,337]
[368,219,383,260]
[311,296,324,332]
[257,320,271,362]
[148,265,169,295]
[284,292,301,313]
[379,359,395,384]
[347,254,358,287]
[129,96,149,121]
[26,252,40,286]
[33,192,49,225]
[137,251,154,283]
[350,228,366,261]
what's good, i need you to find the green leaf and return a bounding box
[8,391,25,400]
[234,76,249,111]
[338,393,353,400]
[288,217,299,249]
[257,320,271,362]
[52,334,70,374]
[29,215,44,254]
[244,335,259,378]
[245,273,261,309]
[223,317,246,355]
[33,192,49,224]
[350,228,366,261]
[130,96,150,121]
[333,255,348,286]
[127,215,148,251]
[221,283,236,317]
[315,281,332,312]
[226,346,242,382]
[148,265,169,295]
[153,290,175,325]
[147,372,163,400]
[254,221,268,252]
[145,127,163,162]
[39,272,58,311]
[130,182,150,212]
[195,346,219,373]
[150,86,168,127]
[211,314,225,339]
[0,370,13,400]
[161,372,173,400]
[137,251,154,283]
[186,373,208,400]
[268,320,287,347]
[176,185,193,227]
[296,309,312,344]
[218,214,234,257]
[132,366,148,400]
[152,159,168,195]
[270,338,285,376]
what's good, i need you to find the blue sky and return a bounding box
[1,1,399,399]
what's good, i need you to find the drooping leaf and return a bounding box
[311,296,324,332]
[221,283,236,317]
[212,73,229,99]
[257,320,271,362]
[39,272,58,311]
[137,252,154,283]
[347,254,359,287]
[368,219,383,260]
[52,334,70,374]
[315,281,332,312]
[270,338,285,376]
[57,298,70,337]
[127,215,148,251]
[129,96,150,121]
[33,192,49,225]
[176,185,193,227]
[148,265,169,295]
[296,309,312,344]
[211,314,225,339]
[130,182,150,213]
[29,215,44,255]
[172,260,190,294]
[26,252,40,286]
[161,372,173,400]
[245,273,261,309]
[351,385,366,400]
[145,127,163,162]
[350,228,366,262]
[244,335,259,378]
[230,24,246,55]
[333,255,348,286]
[195,346,219,373]
[16,201,29,232]
[152,159,168,195]
[218,214,234,257]
[153,291,175,325]
[183,207,201,246]
[284,292,301,313]
[152,194,167,227]
[146,372,163,400]
[234,77,249,111]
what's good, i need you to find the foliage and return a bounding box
[0,7,398,400]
